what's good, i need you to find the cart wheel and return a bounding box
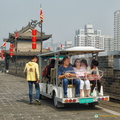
[88,103,96,108]
[53,93,64,108]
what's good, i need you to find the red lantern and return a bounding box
[32,36,36,42]
[32,29,37,50]
[32,43,36,49]
[1,50,4,59]
[10,44,14,57]
[10,52,14,57]
[10,44,14,48]
[32,29,37,35]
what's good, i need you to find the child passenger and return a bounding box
[73,59,90,97]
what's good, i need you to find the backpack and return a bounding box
[42,65,50,76]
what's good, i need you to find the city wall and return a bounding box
[98,55,120,100]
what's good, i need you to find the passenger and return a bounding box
[58,60,62,67]
[46,59,55,82]
[80,59,88,68]
[42,64,50,77]
[73,59,90,97]
[88,59,101,96]
[58,57,80,98]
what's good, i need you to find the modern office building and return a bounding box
[114,9,120,51]
[75,24,104,49]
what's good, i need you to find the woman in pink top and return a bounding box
[73,59,90,97]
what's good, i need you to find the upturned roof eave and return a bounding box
[5,34,52,42]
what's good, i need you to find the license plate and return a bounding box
[79,98,94,103]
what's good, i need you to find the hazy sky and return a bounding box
[0,0,120,48]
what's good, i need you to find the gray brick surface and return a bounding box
[0,73,120,120]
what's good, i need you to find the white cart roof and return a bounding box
[38,46,104,57]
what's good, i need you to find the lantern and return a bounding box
[1,50,4,59]
[10,44,14,57]
[32,36,36,42]
[32,29,37,35]
[32,29,37,49]
[32,43,36,49]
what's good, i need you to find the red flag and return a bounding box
[2,42,6,47]
[48,47,50,50]
[40,8,43,22]
[60,44,62,48]
[14,31,18,38]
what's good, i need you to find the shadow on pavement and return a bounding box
[16,99,29,104]
[16,94,101,112]
[40,97,101,111]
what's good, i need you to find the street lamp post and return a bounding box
[4,45,6,71]
[15,37,17,76]
[31,20,43,54]
[14,31,18,76]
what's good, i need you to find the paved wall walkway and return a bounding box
[0,73,120,120]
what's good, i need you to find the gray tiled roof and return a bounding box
[5,22,52,42]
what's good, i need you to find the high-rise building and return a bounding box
[104,36,114,51]
[114,9,120,51]
[75,24,104,49]
[65,40,72,48]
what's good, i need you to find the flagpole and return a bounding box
[30,5,43,54]
[14,31,18,76]
[40,4,43,54]
[40,21,42,54]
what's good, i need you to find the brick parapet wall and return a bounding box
[98,55,120,100]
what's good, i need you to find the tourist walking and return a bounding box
[24,56,41,105]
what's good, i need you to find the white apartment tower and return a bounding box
[65,40,72,48]
[75,24,104,49]
[104,36,114,51]
[114,10,120,51]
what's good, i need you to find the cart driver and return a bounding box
[58,56,80,98]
